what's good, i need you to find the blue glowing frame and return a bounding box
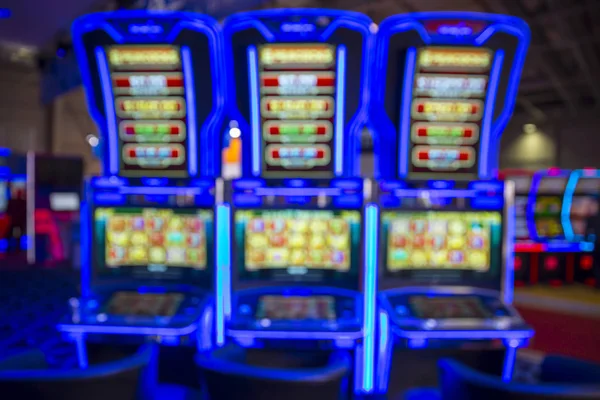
[527,169,572,244]
[371,12,530,180]
[562,169,600,247]
[72,11,226,177]
[222,9,374,178]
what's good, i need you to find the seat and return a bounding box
[439,357,600,400]
[196,345,351,400]
[0,343,158,400]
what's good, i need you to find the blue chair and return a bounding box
[196,345,351,400]
[0,343,158,400]
[439,357,600,400]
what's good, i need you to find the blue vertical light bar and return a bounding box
[504,181,515,304]
[562,170,582,241]
[181,46,198,177]
[377,310,391,393]
[399,48,417,178]
[502,342,518,381]
[361,204,378,393]
[334,45,347,176]
[247,46,261,177]
[479,50,504,178]
[95,47,118,175]
[215,204,231,346]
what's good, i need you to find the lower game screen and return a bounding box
[235,209,361,285]
[381,211,502,285]
[105,292,184,317]
[256,295,336,321]
[534,195,563,238]
[94,207,213,282]
[409,296,491,319]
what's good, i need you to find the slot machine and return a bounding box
[0,148,10,255]
[222,9,377,395]
[527,168,577,285]
[499,169,540,286]
[369,12,534,396]
[562,169,600,286]
[58,11,227,365]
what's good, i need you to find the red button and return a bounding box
[316,149,325,159]
[464,128,473,137]
[129,149,136,157]
[171,149,179,158]
[418,128,427,136]
[459,152,470,161]
[272,149,280,159]
[471,105,478,114]
[418,151,429,160]
[417,104,425,113]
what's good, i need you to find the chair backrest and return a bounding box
[0,343,157,400]
[196,345,350,400]
[439,359,600,400]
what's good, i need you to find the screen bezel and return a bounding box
[379,208,506,291]
[90,204,216,289]
[232,206,363,291]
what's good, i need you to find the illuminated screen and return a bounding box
[235,209,361,284]
[534,196,564,239]
[408,47,494,180]
[256,295,336,321]
[409,296,491,319]
[258,44,337,178]
[105,292,184,317]
[382,211,502,273]
[571,178,600,237]
[515,196,530,240]
[106,45,190,178]
[94,208,213,280]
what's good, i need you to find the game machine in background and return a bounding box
[526,168,577,285]
[369,12,533,396]
[26,154,84,266]
[223,9,377,395]
[499,169,538,286]
[57,11,227,366]
[5,153,27,255]
[562,169,600,286]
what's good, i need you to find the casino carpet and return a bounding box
[516,285,600,363]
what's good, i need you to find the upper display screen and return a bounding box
[94,207,213,282]
[235,209,361,285]
[258,44,337,178]
[408,47,493,180]
[382,211,502,274]
[107,45,190,178]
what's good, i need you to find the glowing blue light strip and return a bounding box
[505,190,515,304]
[181,46,198,177]
[502,345,517,381]
[94,47,118,175]
[228,329,363,340]
[248,45,261,177]
[562,171,580,241]
[394,327,533,340]
[479,50,504,178]
[119,187,204,195]
[399,48,417,178]
[377,311,391,393]
[254,187,342,197]
[361,204,378,393]
[74,333,88,369]
[335,45,347,176]
[216,204,231,344]
[393,189,477,198]
[58,321,198,336]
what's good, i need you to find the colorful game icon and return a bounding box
[186,218,203,233]
[169,217,184,230]
[266,248,289,266]
[150,217,164,231]
[187,233,202,247]
[149,247,167,264]
[310,220,327,234]
[431,236,445,250]
[411,219,427,234]
[469,235,484,249]
[166,231,184,245]
[130,232,148,246]
[329,219,347,235]
[448,220,466,235]
[392,235,407,248]
[248,233,268,248]
[150,232,164,246]
[108,231,129,247]
[413,235,426,249]
[449,250,464,264]
[292,219,309,233]
[290,249,307,265]
[289,233,305,248]
[270,234,287,247]
[129,246,147,263]
[310,235,325,250]
[269,219,286,233]
[132,217,145,231]
[448,236,466,250]
[250,219,265,233]
[110,217,127,232]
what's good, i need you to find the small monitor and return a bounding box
[235,209,361,286]
[381,210,503,286]
[256,295,336,321]
[93,207,213,284]
[409,296,492,319]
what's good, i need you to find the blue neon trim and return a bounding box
[334,45,347,177]
[479,50,504,179]
[248,45,261,177]
[0,148,10,157]
[502,345,517,381]
[399,48,417,178]
[228,329,363,340]
[58,321,198,336]
[216,203,231,345]
[75,333,88,369]
[562,170,580,241]
[95,47,118,175]
[361,204,378,393]
[377,310,391,393]
[181,46,198,177]
[392,326,533,340]
[505,185,515,304]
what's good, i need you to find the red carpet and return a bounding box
[517,306,600,363]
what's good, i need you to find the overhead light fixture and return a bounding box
[86,134,99,147]
[523,124,537,134]
[229,127,241,139]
